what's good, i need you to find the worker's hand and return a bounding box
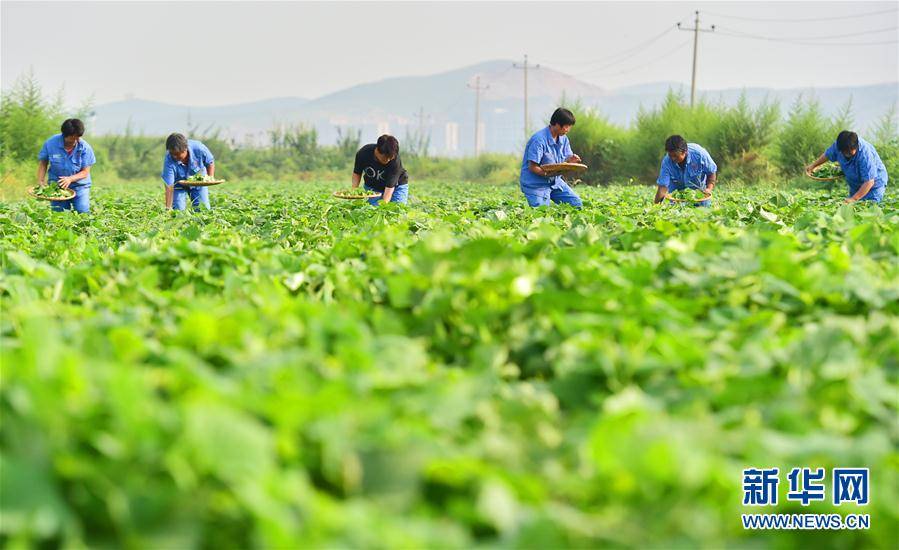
[805,164,816,176]
[57,176,73,189]
[843,197,857,204]
[566,154,582,163]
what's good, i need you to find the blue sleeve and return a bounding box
[562,137,573,159]
[656,158,671,187]
[38,140,49,161]
[200,142,215,165]
[81,142,97,167]
[525,138,545,165]
[161,157,176,186]
[702,149,717,174]
[824,141,838,162]
[858,148,876,182]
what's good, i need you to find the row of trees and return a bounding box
[570,91,898,185]
[2,73,896,186]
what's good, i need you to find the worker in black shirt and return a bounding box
[351,134,410,205]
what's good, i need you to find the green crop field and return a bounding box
[1,180,897,548]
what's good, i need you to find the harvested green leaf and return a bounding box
[812,162,843,179]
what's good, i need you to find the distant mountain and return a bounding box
[90,60,898,156]
[91,97,311,139]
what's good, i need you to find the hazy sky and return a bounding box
[2,1,897,107]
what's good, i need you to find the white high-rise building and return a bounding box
[475,122,486,155]
[444,122,459,154]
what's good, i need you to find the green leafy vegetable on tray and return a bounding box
[33,182,72,199]
[668,188,709,201]
[334,188,378,198]
[186,173,217,183]
[812,162,843,179]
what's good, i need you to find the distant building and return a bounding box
[475,122,486,155]
[444,122,459,154]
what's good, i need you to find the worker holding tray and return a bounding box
[160,133,216,210]
[654,135,717,207]
[351,134,410,205]
[806,130,888,204]
[36,118,97,213]
[519,108,584,208]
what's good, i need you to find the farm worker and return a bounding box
[654,135,717,207]
[806,130,888,203]
[351,134,410,205]
[37,118,96,213]
[161,133,216,210]
[519,107,583,208]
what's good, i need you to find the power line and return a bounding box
[704,8,899,23]
[572,29,681,77]
[552,25,678,72]
[588,39,693,80]
[715,26,899,47]
[717,25,897,41]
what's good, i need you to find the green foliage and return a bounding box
[871,106,899,178]
[813,162,844,179]
[0,71,81,162]
[1,181,897,548]
[566,106,630,185]
[629,91,719,182]
[31,182,71,198]
[708,93,780,182]
[404,154,517,184]
[335,126,362,159]
[775,95,841,176]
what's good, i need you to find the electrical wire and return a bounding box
[582,39,693,80]
[716,25,898,41]
[571,32,688,77]
[535,16,690,70]
[715,26,899,47]
[704,7,899,23]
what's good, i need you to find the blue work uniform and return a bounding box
[363,183,410,206]
[657,143,717,207]
[161,139,215,210]
[825,137,888,202]
[519,126,582,208]
[38,134,96,213]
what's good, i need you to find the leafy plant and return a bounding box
[1,180,896,549]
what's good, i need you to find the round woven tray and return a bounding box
[176,179,226,187]
[541,162,588,176]
[664,190,712,203]
[805,170,842,182]
[28,186,75,201]
[333,190,380,200]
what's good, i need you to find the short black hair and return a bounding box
[166,133,189,153]
[665,135,688,153]
[836,130,859,154]
[60,118,85,137]
[376,134,399,157]
[550,108,576,127]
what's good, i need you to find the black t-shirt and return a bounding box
[353,144,409,191]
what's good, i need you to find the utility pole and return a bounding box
[414,106,427,138]
[677,11,715,108]
[467,76,489,156]
[513,54,540,139]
